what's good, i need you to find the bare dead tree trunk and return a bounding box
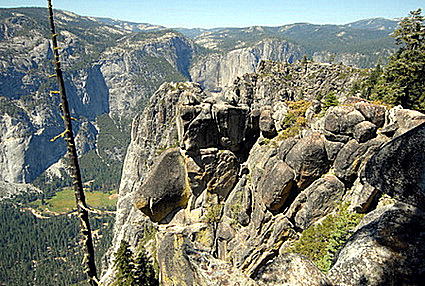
[47,1,99,285]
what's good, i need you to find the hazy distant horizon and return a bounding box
[0,0,422,29]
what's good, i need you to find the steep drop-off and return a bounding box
[0,8,197,190]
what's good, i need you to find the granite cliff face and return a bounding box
[99,30,198,120]
[0,8,197,190]
[102,59,425,285]
[190,39,303,92]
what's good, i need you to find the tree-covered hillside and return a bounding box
[354,9,425,112]
[0,201,114,286]
[192,20,398,67]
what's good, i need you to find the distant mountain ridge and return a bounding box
[93,17,166,32]
[91,13,398,63]
[0,7,196,188]
[174,18,399,39]
[190,20,397,56]
[343,17,399,30]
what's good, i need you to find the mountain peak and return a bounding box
[344,17,399,31]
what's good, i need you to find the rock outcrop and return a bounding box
[285,133,329,189]
[365,122,425,209]
[328,202,425,285]
[104,59,425,285]
[255,253,331,286]
[288,174,345,230]
[229,60,367,108]
[133,148,190,222]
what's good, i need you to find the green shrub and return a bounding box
[323,91,339,111]
[273,100,311,141]
[287,203,364,273]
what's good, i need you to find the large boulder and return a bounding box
[333,139,364,184]
[277,137,298,161]
[393,108,425,137]
[323,138,344,162]
[324,105,365,137]
[259,106,277,138]
[133,148,190,222]
[285,133,329,189]
[247,141,279,188]
[354,101,386,128]
[287,174,345,230]
[206,150,240,201]
[352,121,377,143]
[345,166,379,213]
[259,161,296,212]
[365,122,425,210]
[328,202,425,286]
[333,137,386,185]
[212,103,250,150]
[183,104,219,151]
[381,107,425,138]
[254,253,331,286]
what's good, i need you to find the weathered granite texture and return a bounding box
[103,60,425,285]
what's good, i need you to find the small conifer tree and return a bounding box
[113,240,159,285]
[132,248,158,286]
[323,91,339,111]
[114,240,134,286]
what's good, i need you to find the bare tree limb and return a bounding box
[47,1,99,285]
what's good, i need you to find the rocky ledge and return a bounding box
[102,61,425,285]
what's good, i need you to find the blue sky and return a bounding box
[0,0,423,28]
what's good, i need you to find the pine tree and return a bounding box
[323,91,339,111]
[114,240,134,286]
[374,9,425,111]
[365,63,383,99]
[113,240,158,286]
[393,9,425,50]
[132,248,158,286]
